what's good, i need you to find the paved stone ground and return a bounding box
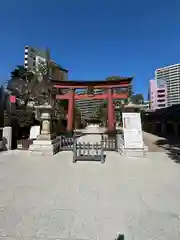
[77,125,105,144]
[143,132,168,152]
[0,130,180,240]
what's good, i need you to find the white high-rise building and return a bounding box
[155,63,180,106]
[24,46,47,70]
[24,46,68,81]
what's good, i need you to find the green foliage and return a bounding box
[96,102,108,125]
[106,76,121,81]
[8,49,67,121]
[132,93,144,104]
[11,65,34,82]
[8,65,37,98]
[59,99,68,110]
[36,59,48,77]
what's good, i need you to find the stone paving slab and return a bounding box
[0,147,180,240]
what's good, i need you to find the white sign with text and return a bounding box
[122,112,143,149]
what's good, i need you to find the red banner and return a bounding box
[10,95,16,103]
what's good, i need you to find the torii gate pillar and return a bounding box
[107,89,115,132]
[67,89,74,132]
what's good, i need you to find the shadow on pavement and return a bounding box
[155,138,180,164]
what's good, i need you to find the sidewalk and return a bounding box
[143,131,166,152]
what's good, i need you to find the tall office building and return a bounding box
[24,46,47,70]
[149,79,167,110]
[155,64,180,106]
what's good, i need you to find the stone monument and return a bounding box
[29,103,59,155]
[118,104,148,157]
[2,126,12,150]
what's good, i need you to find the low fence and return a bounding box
[101,134,119,151]
[58,136,74,151]
[17,139,34,150]
[73,139,105,163]
[15,133,123,153]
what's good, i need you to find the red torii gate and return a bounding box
[52,78,133,132]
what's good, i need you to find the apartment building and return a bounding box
[155,64,180,106]
[75,88,105,120]
[149,79,167,110]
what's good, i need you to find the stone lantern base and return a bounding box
[36,132,56,141]
[29,138,59,156]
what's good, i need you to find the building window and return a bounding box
[157,95,165,98]
[157,90,165,94]
[158,104,165,107]
[157,99,165,103]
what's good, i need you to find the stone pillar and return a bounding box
[41,112,51,135]
[36,110,56,141]
[3,126,12,150]
[67,89,74,132]
[107,89,115,132]
[113,103,116,128]
[174,123,178,137]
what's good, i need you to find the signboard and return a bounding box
[122,112,143,149]
[30,126,40,139]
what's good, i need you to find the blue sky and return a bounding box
[0,0,180,99]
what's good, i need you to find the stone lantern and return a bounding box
[29,103,59,155]
[35,103,55,140]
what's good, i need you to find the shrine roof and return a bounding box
[50,61,68,73]
[51,77,133,86]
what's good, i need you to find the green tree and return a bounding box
[131,93,144,104]
[7,49,69,123]
[106,76,121,81]
[74,107,82,128]
[97,102,108,126]
[8,65,37,102]
[11,65,34,80]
